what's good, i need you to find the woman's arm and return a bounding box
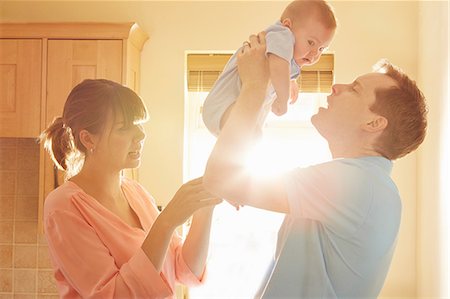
[181,206,215,277]
[141,177,220,272]
[140,212,176,272]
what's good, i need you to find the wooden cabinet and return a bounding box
[46,39,123,124]
[44,39,125,203]
[0,39,42,137]
[0,23,148,231]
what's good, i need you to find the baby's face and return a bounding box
[287,18,335,67]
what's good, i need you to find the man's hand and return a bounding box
[237,32,270,91]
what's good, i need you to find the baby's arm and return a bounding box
[290,79,299,104]
[268,53,290,116]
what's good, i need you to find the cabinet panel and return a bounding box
[45,39,123,198]
[46,39,122,126]
[0,39,42,137]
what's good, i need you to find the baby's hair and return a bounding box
[281,0,337,30]
[40,79,148,178]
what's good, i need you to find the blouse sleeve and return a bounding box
[45,209,174,299]
[171,233,206,286]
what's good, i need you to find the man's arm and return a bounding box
[203,33,289,214]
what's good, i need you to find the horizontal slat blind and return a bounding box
[187,53,334,93]
[298,54,334,93]
[187,54,231,91]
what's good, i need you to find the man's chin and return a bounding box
[311,107,326,120]
[310,117,329,141]
[310,111,327,131]
[310,113,319,128]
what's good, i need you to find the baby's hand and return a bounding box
[290,79,299,105]
[271,99,288,116]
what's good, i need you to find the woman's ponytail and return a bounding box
[40,116,72,171]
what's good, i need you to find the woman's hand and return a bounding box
[159,177,222,229]
[143,178,220,272]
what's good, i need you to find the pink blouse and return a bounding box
[44,178,204,298]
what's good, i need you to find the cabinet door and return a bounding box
[0,39,42,137]
[45,39,123,197]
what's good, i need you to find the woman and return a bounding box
[40,79,221,298]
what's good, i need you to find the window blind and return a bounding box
[297,54,334,93]
[187,53,334,93]
[187,54,232,92]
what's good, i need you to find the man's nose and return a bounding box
[331,85,337,94]
[331,84,342,94]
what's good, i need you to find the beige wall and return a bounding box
[417,1,449,297]
[331,2,419,297]
[1,1,447,297]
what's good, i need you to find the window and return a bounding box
[184,52,333,298]
[186,53,334,94]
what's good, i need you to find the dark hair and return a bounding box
[40,79,148,177]
[370,59,428,160]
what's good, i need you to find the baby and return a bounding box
[202,0,337,136]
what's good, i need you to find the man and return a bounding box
[203,32,427,298]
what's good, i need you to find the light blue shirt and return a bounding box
[202,21,301,136]
[259,157,401,299]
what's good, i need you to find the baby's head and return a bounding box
[281,0,336,67]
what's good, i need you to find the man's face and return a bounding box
[311,72,397,140]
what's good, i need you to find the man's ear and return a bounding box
[363,115,388,133]
[79,129,96,152]
[281,18,292,29]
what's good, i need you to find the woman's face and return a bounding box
[92,109,146,172]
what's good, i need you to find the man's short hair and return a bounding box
[370,59,428,160]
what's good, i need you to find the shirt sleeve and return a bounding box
[283,161,374,236]
[265,26,295,62]
[45,209,174,299]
